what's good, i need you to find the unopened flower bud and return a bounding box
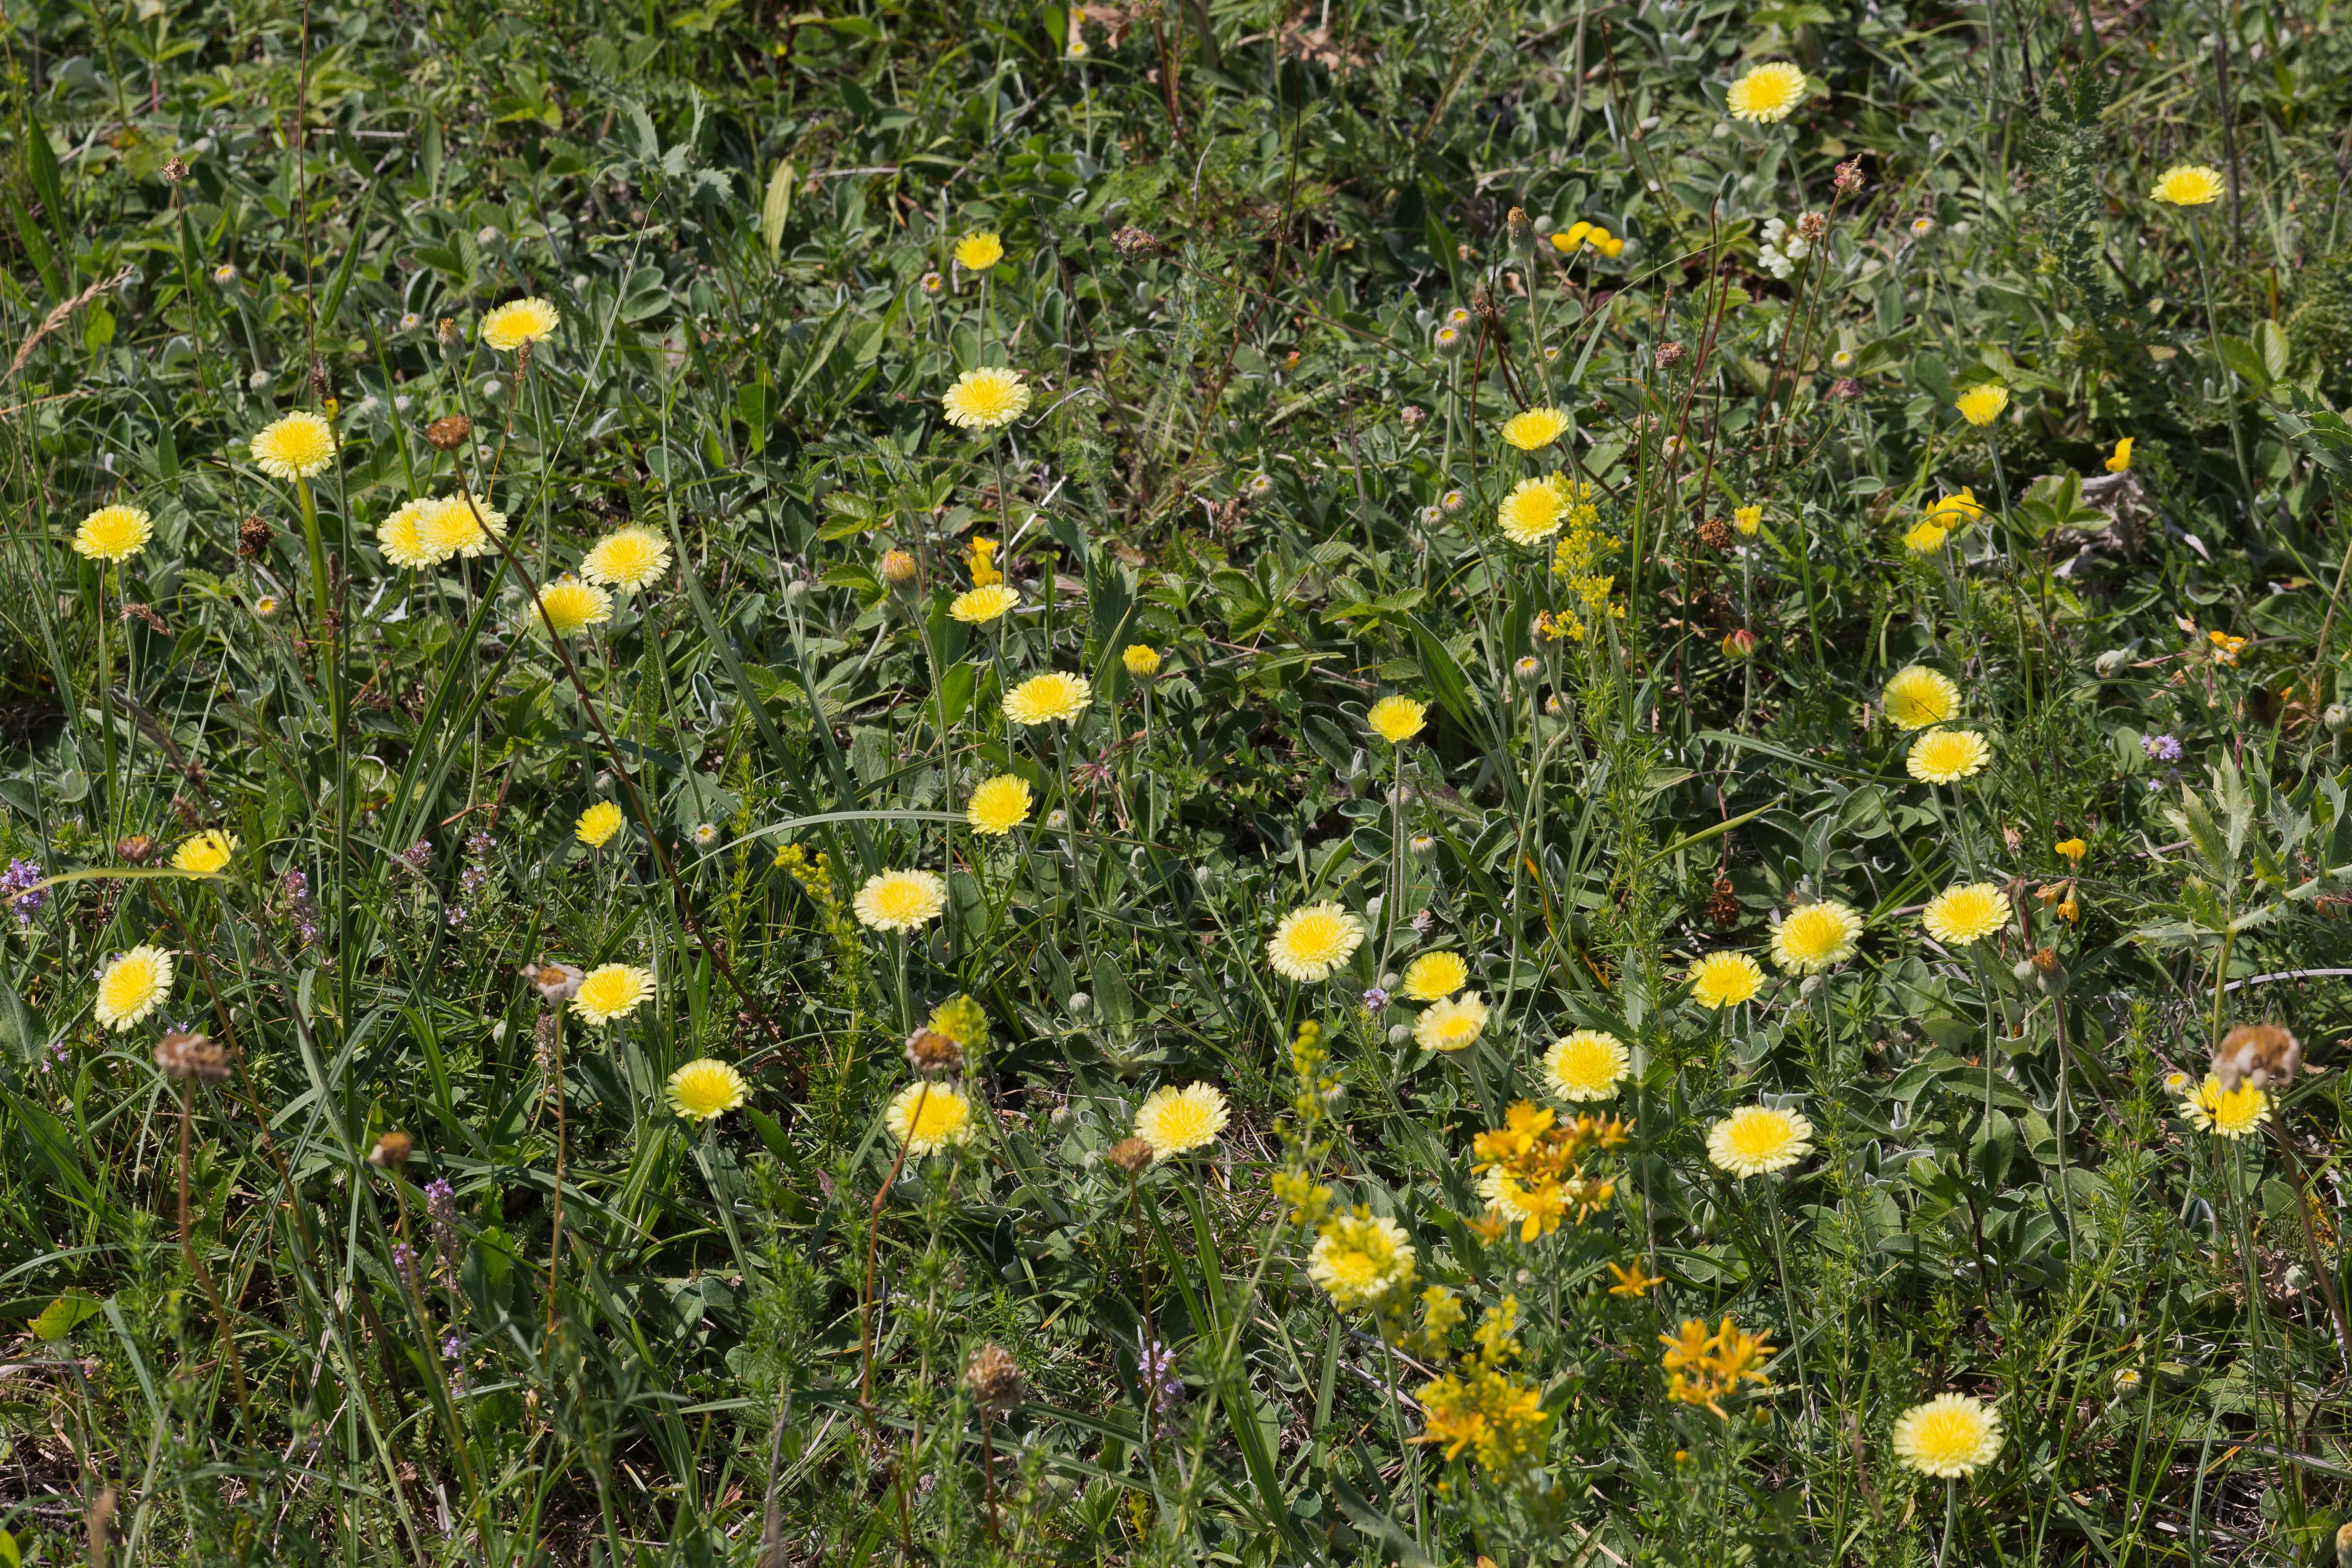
[1514,655,1542,685]
[963,1344,1025,1413]
[2094,649,2131,679]
[1723,628,1760,661]
[2327,704,2351,734]
[1066,990,1093,1017]
[879,548,917,588]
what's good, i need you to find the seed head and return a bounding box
[368,1131,415,1168]
[162,155,188,183]
[2213,1022,2300,1092]
[239,515,271,558]
[1109,1136,1156,1177]
[963,1344,1025,1413]
[1832,157,1865,195]
[425,415,472,450]
[1697,516,1732,550]
[1655,341,1687,369]
[117,835,156,865]
[522,961,585,1004]
[1794,211,1828,244]
[904,1028,965,1078]
[155,1030,230,1082]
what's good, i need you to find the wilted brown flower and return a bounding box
[155,1030,230,1082]
[1828,378,1863,399]
[368,1131,415,1168]
[239,515,271,558]
[905,1028,964,1077]
[963,1344,1025,1413]
[1697,516,1732,550]
[162,155,189,183]
[1109,1136,1156,1176]
[425,415,472,450]
[1655,341,1687,369]
[522,960,584,1004]
[117,835,156,865]
[1112,225,1159,258]
[1707,877,1740,927]
[2214,1022,2300,1093]
[1795,211,1828,244]
[1400,404,1426,428]
[1833,157,1864,196]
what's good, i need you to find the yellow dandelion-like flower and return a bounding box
[950,583,1020,624]
[886,1080,975,1155]
[169,830,238,875]
[1706,1104,1815,1178]
[580,526,672,593]
[1543,1030,1631,1101]
[1497,475,1568,546]
[1003,672,1091,725]
[1399,950,1468,1001]
[1927,488,1985,527]
[1134,1082,1230,1157]
[1955,384,2009,427]
[535,575,613,638]
[1308,1211,1416,1311]
[853,868,947,932]
[1770,900,1863,973]
[1415,992,1488,1053]
[481,297,560,352]
[1891,1395,2004,1479]
[420,493,508,559]
[1733,504,1763,537]
[1725,61,1808,123]
[575,800,625,848]
[1908,728,1991,784]
[1687,952,1765,1009]
[954,232,1005,271]
[1366,694,1427,745]
[2151,165,2226,208]
[1123,643,1162,677]
[1921,882,2008,946]
[2181,1073,2269,1139]
[378,499,441,568]
[1902,519,1951,554]
[966,774,1034,836]
[1267,901,1365,983]
[1500,407,1569,451]
[94,945,174,1031]
[667,1059,749,1121]
[250,412,338,480]
[942,367,1032,431]
[2105,437,2134,473]
[571,963,655,1025]
[1881,665,1961,731]
[74,504,153,562]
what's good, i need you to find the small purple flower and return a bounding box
[3,859,45,924]
[402,840,432,871]
[459,864,491,896]
[1360,987,1390,1013]
[391,1241,417,1285]
[2143,733,2183,763]
[464,829,495,857]
[444,904,469,929]
[281,868,319,947]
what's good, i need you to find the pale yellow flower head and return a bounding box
[1955,383,2009,427]
[1770,900,1862,973]
[250,412,338,480]
[1891,1394,2004,1479]
[1308,1211,1416,1311]
[1366,694,1427,745]
[1122,643,1161,677]
[1922,882,2007,946]
[170,830,238,875]
[419,493,507,559]
[1687,951,1764,1009]
[2181,1073,2269,1138]
[942,367,1031,431]
[886,1080,975,1155]
[1497,475,1568,546]
[854,868,947,932]
[1399,950,1468,1001]
[667,1058,749,1121]
[954,232,1005,271]
[1004,672,1091,725]
[572,963,655,1025]
[966,774,1034,836]
[481,297,560,352]
[95,946,174,1031]
[1908,728,1991,784]
[1543,1030,1631,1101]
[580,526,672,593]
[378,499,440,568]
[2151,164,2225,208]
[1881,665,1960,731]
[1266,901,1365,983]
[1706,1104,1815,1178]
[951,583,1020,625]
[1134,1082,1229,1157]
[1500,407,1569,451]
[1726,61,1808,123]
[575,800,625,849]
[75,505,153,562]
[1414,992,1488,1053]
[536,575,613,637]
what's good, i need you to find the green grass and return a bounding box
[6,0,2352,1561]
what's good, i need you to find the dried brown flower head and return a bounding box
[963,1344,1025,1413]
[426,415,472,451]
[1109,1136,1156,1176]
[239,515,271,558]
[162,155,189,183]
[1112,225,1159,258]
[1655,341,1687,369]
[1697,516,1732,550]
[904,1029,965,1078]
[1828,378,1863,399]
[155,1030,230,1082]
[1794,211,1828,244]
[2214,1022,2301,1093]
[522,961,585,1004]
[1707,876,1740,927]
[117,835,156,865]
[368,1131,415,1168]
[1832,157,1864,196]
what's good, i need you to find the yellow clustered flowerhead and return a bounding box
[1661,1315,1776,1419]
[1122,643,1162,677]
[1733,504,1763,537]
[571,963,655,1025]
[1891,1394,2005,1479]
[1366,694,1427,744]
[170,830,238,875]
[1908,727,1992,785]
[966,774,1034,835]
[1707,1104,1815,1178]
[1725,61,1809,123]
[1399,950,1469,1001]
[2056,837,2087,862]
[853,868,948,932]
[1266,901,1366,983]
[1500,406,1570,451]
[74,504,154,562]
[1543,1030,1631,1102]
[1498,474,1571,547]
[1307,1209,1417,1311]
[2208,630,2248,665]
[481,297,560,352]
[1770,900,1863,974]
[1687,952,1765,1010]
[1412,1298,1551,1471]
[94,945,175,1031]
[2151,164,2226,208]
[2180,1073,2269,1138]
[250,411,338,480]
[967,535,1002,586]
[942,367,1032,431]
[1473,1102,1628,1241]
[1882,665,1962,731]
[1608,1259,1664,1297]
[954,231,1005,271]
[1004,672,1092,726]
[1923,882,2009,947]
[886,1080,976,1156]
[1414,991,1489,1053]
[1902,519,1952,554]
[536,575,614,638]
[1134,1081,1230,1157]
[950,582,1020,625]
[581,526,673,593]
[575,800,625,848]
[2106,437,2134,473]
[667,1059,749,1121]
[1928,488,1986,527]
[1955,383,2010,427]
[1552,221,1625,258]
